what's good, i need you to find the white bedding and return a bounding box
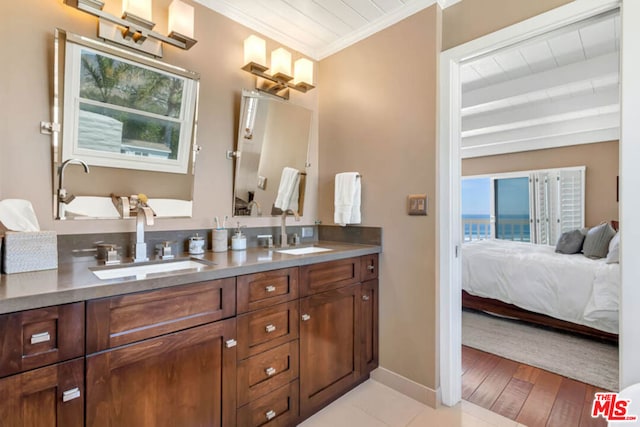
[462,239,619,334]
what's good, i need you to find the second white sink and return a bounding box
[277,247,333,255]
[92,259,213,280]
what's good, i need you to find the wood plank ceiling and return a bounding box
[460,10,620,158]
[194,0,456,59]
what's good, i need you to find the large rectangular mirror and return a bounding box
[233,90,312,217]
[52,29,200,220]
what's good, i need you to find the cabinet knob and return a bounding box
[265,367,277,376]
[225,339,238,348]
[266,410,277,420]
[265,324,277,333]
[367,264,375,272]
[265,285,276,292]
[62,387,81,402]
[30,331,51,345]
[362,294,370,301]
[301,314,311,321]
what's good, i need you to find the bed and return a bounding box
[462,239,619,341]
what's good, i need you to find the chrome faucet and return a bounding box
[133,205,155,262]
[247,200,262,216]
[56,158,89,220]
[280,209,300,248]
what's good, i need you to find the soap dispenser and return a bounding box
[231,223,247,251]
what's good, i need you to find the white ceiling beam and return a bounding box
[461,128,620,159]
[462,87,619,134]
[461,112,620,148]
[462,51,619,111]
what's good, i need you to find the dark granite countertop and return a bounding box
[0,241,381,314]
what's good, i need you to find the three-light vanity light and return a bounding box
[63,0,197,57]
[242,35,315,100]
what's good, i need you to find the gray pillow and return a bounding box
[583,223,616,259]
[555,229,586,254]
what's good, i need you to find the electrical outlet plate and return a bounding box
[408,194,428,216]
[301,227,314,238]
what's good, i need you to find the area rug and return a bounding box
[462,309,619,391]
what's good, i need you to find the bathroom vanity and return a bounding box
[0,242,379,427]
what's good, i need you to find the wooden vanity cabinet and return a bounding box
[0,302,86,427]
[299,255,379,419]
[84,278,238,427]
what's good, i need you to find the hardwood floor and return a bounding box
[462,345,608,427]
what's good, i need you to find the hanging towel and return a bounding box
[274,167,301,212]
[334,172,361,226]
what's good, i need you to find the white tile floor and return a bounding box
[298,380,527,427]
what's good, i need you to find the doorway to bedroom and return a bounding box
[455,7,620,425]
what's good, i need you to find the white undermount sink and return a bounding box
[91,259,213,280]
[277,247,333,255]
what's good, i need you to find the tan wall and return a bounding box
[318,6,440,390]
[0,0,318,234]
[462,141,619,226]
[442,0,573,50]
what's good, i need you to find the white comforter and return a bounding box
[462,239,619,334]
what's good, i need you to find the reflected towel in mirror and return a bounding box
[274,167,300,212]
[334,172,361,226]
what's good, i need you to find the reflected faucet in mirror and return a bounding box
[247,200,262,216]
[57,158,90,220]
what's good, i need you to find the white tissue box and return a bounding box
[1,231,58,274]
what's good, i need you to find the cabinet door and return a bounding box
[360,279,379,376]
[86,318,237,427]
[0,358,84,427]
[299,284,361,417]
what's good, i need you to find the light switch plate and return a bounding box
[408,194,428,216]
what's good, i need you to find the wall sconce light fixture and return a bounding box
[64,0,197,57]
[241,35,315,100]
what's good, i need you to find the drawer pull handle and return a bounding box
[265,285,276,292]
[362,295,370,301]
[62,387,81,402]
[301,314,311,321]
[30,332,51,345]
[266,410,277,420]
[225,339,238,348]
[265,324,277,333]
[265,367,277,376]
[367,264,375,272]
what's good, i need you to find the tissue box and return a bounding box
[1,231,58,274]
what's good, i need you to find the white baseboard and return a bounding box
[370,367,440,408]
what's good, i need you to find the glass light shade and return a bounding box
[244,35,266,66]
[271,47,292,77]
[293,58,314,85]
[168,0,194,38]
[122,0,152,21]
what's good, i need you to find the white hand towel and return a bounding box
[274,167,301,212]
[334,172,361,226]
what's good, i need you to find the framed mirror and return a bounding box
[52,29,200,220]
[232,90,312,217]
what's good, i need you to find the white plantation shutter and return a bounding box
[533,172,552,245]
[556,168,585,235]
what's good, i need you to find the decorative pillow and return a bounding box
[606,232,620,264]
[583,223,616,259]
[555,229,586,254]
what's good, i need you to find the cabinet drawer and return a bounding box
[86,278,236,353]
[237,301,299,360]
[0,302,84,378]
[360,254,379,282]
[238,267,299,314]
[238,340,299,407]
[237,380,299,427]
[300,257,361,296]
